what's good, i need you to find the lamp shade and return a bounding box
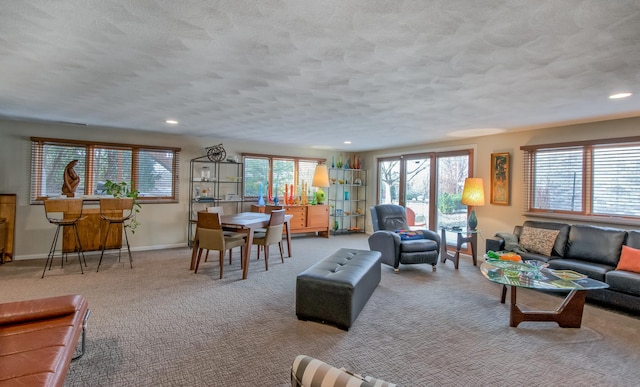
[312,164,330,188]
[461,178,485,206]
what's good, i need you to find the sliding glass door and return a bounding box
[436,154,469,230]
[404,156,432,228]
[376,150,471,231]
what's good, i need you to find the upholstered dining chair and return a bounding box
[97,198,135,272]
[252,209,285,270]
[42,198,87,278]
[253,204,284,233]
[206,206,245,241]
[368,204,440,273]
[194,211,246,278]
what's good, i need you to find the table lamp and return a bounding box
[461,177,485,230]
[312,163,330,204]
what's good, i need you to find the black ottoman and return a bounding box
[295,248,382,330]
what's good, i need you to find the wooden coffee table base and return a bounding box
[505,286,586,328]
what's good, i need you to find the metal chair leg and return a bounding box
[42,225,61,278]
[72,224,84,275]
[72,309,91,361]
[123,225,133,269]
[97,222,112,272]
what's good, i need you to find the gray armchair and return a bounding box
[368,204,440,272]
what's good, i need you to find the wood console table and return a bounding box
[254,204,329,237]
[62,207,123,252]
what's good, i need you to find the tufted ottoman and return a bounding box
[296,248,382,330]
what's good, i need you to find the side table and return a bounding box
[440,227,478,269]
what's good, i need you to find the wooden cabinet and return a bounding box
[0,194,16,263]
[253,204,329,237]
[62,209,122,252]
[284,205,329,237]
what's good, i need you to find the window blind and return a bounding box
[31,137,180,203]
[522,137,640,221]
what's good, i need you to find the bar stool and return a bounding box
[97,198,134,272]
[42,198,87,278]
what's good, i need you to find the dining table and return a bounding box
[189,212,293,279]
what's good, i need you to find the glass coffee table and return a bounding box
[480,260,609,328]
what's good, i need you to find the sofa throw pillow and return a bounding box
[616,245,640,273]
[519,227,560,256]
[395,229,424,241]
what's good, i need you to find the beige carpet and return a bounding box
[2,234,639,386]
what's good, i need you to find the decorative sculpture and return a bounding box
[62,159,80,197]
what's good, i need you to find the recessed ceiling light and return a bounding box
[609,92,632,99]
[165,119,179,124]
[344,141,352,144]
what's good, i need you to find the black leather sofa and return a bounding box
[486,220,640,315]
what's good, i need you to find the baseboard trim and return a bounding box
[11,243,188,261]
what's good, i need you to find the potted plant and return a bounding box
[104,180,141,233]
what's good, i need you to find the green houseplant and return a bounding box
[104,180,141,233]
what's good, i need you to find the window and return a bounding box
[31,137,180,203]
[522,137,640,222]
[242,154,325,198]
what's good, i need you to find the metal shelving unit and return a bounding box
[188,156,245,245]
[328,168,366,235]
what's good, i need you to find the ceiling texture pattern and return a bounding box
[1,0,639,151]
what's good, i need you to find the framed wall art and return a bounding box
[490,152,510,205]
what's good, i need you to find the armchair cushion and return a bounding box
[401,239,438,252]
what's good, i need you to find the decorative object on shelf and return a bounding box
[354,178,362,185]
[461,177,485,230]
[62,159,80,198]
[200,166,210,181]
[300,182,309,205]
[312,163,330,204]
[206,143,226,162]
[289,184,294,205]
[104,180,141,233]
[258,182,265,206]
[490,152,510,205]
[273,183,279,206]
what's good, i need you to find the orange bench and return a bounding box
[0,295,90,386]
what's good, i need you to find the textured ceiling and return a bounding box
[1,1,639,151]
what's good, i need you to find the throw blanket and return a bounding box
[496,232,528,254]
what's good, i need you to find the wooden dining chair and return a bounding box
[194,211,246,278]
[42,198,87,278]
[252,209,286,270]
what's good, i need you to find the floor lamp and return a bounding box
[461,177,485,230]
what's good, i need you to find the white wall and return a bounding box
[2,116,639,259]
[0,118,336,259]
[362,116,640,252]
